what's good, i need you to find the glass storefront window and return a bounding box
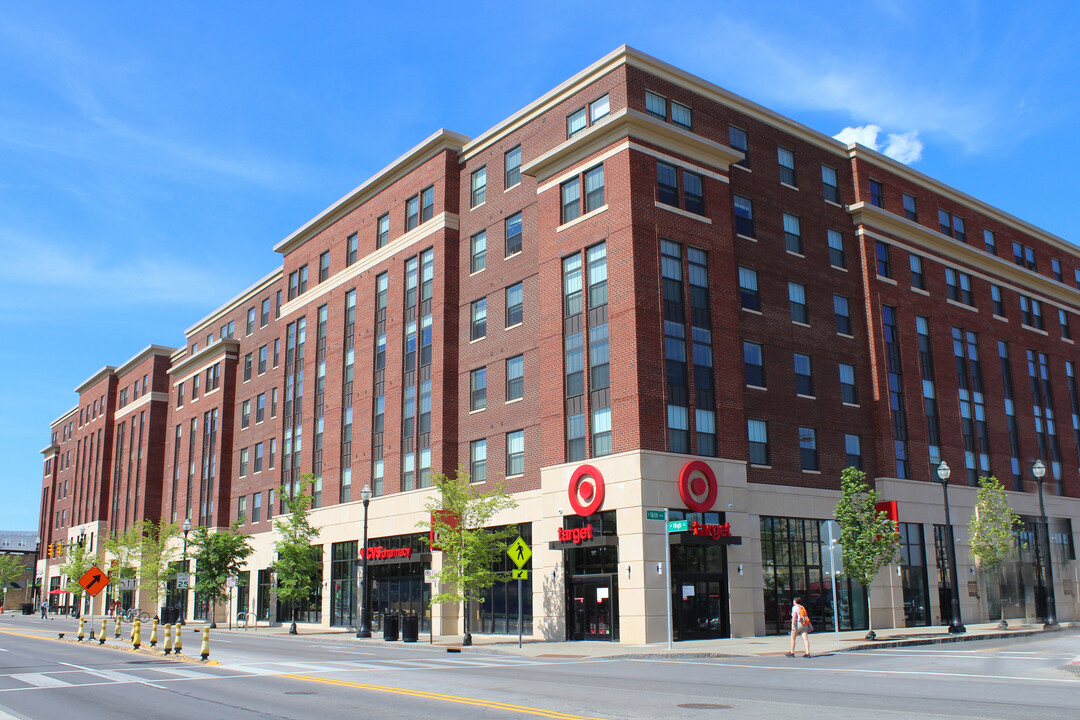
[331,541,358,628]
[477,524,532,635]
[898,522,931,627]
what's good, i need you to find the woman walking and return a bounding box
[786,596,812,657]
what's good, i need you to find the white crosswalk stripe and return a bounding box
[8,674,71,688]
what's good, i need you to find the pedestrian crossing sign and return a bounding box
[507,537,531,568]
[512,569,528,580]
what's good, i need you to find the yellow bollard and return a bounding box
[100,616,107,644]
[163,624,173,655]
[174,624,183,655]
[77,617,85,642]
[114,615,121,639]
[200,626,209,660]
[150,618,159,647]
[133,618,142,650]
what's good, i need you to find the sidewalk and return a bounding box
[210,619,1078,658]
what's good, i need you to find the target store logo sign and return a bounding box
[678,460,718,513]
[568,464,606,516]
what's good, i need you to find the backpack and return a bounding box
[796,605,813,632]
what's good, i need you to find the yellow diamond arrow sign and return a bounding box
[507,537,531,568]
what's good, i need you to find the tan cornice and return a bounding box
[274,129,470,257]
[75,366,117,395]
[849,202,1080,308]
[50,407,78,428]
[522,108,742,185]
[167,339,240,380]
[185,267,283,338]
[41,445,59,457]
[848,144,1077,258]
[113,344,177,379]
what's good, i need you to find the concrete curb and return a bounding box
[836,625,1067,653]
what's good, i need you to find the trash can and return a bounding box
[382,612,399,641]
[401,613,419,643]
[159,606,179,624]
[20,603,32,616]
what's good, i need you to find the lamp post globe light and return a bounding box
[1031,460,1058,627]
[356,485,373,639]
[935,461,966,634]
[181,519,191,626]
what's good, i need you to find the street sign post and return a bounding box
[176,572,192,589]
[820,520,842,646]
[667,520,688,533]
[664,510,673,649]
[646,509,665,521]
[506,537,531,649]
[118,578,137,591]
[78,566,109,643]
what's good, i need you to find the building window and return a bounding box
[505,283,523,327]
[560,176,581,224]
[799,427,819,470]
[845,434,862,470]
[983,229,996,255]
[288,271,298,300]
[319,251,329,282]
[839,363,858,404]
[903,193,918,221]
[828,229,845,269]
[945,268,973,306]
[567,106,587,138]
[506,430,524,476]
[671,101,692,128]
[869,179,884,208]
[1052,258,1063,282]
[834,295,852,335]
[783,213,802,254]
[729,125,749,167]
[374,213,389,248]
[256,393,265,423]
[471,298,487,340]
[822,165,839,203]
[876,242,892,278]
[939,211,966,242]
[645,90,667,118]
[657,162,678,206]
[241,400,250,429]
[789,282,808,324]
[421,186,434,223]
[244,353,253,381]
[470,368,486,411]
[733,195,754,237]
[346,234,358,266]
[252,492,262,522]
[738,266,760,311]
[584,165,604,212]
[910,254,925,289]
[258,345,267,375]
[666,405,689,454]
[246,307,256,335]
[470,232,486,273]
[505,213,522,256]
[239,449,249,478]
[794,353,814,396]
[405,195,419,231]
[590,94,610,122]
[744,341,765,387]
[176,382,184,408]
[470,439,487,483]
[505,145,521,188]
[778,146,796,186]
[748,419,769,465]
[273,339,280,368]
[471,167,487,208]
[506,355,524,401]
[1060,309,1072,340]
[1012,242,1036,271]
[991,284,1005,316]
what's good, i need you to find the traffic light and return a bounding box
[56,541,63,557]
[47,544,53,558]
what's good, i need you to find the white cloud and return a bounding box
[833,125,923,164]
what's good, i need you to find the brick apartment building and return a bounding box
[37,46,1078,641]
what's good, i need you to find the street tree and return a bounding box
[58,542,97,616]
[834,466,900,639]
[420,467,517,645]
[968,475,1022,628]
[270,475,321,634]
[138,519,180,609]
[189,520,254,628]
[0,554,26,611]
[104,525,144,613]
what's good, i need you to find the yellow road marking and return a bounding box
[0,630,62,641]
[280,673,608,720]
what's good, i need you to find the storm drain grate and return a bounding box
[678,703,734,710]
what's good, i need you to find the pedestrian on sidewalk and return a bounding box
[40,600,48,620]
[786,596,812,658]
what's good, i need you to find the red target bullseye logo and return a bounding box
[568,464,605,516]
[678,460,717,513]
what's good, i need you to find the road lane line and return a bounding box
[9,674,71,688]
[280,673,609,719]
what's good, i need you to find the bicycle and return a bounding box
[121,609,151,623]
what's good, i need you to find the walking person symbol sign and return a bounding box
[506,537,531,649]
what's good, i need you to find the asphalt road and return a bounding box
[0,617,1076,719]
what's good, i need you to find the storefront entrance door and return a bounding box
[570,577,615,640]
[673,573,729,640]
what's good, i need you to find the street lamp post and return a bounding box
[935,461,966,633]
[1031,460,1057,627]
[356,485,372,639]
[181,519,191,626]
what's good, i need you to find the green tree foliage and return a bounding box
[419,468,517,642]
[104,525,144,609]
[138,519,179,605]
[0,554,26,595]
[59,542,98,607]
[189,520,254,628]
[270,475,321,627]
[968,475,1021,623]
[834,467,900,634]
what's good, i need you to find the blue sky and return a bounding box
[3,1,1078,531]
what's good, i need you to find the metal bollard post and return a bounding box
[77,617,85,642]
[99,617,108,645]
[132,618,142,650]
[150,618,159,647]
[174,624,183,655]
[163,624,173,655]
[200,626,209,660]
[114,615,121,639]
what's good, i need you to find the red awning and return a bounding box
[48,588,68,595]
